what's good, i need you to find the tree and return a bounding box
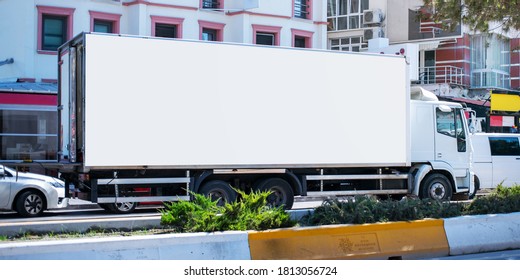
[421,0,520,32]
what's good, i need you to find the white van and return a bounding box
[472,133,520,190]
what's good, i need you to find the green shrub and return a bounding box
[161,185,520,231]
[160,193,222,232]
[160,189,295,232]
[464,184,520,215]
[301,185,520,227]
[300,196,462,226]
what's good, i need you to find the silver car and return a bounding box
[0,165,69,217]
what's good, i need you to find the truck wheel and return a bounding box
[106,202,137,214]
[98,203,112,212]
[469,176,480,199]
[199,180,237,206]
[420,173,452,201]
[256,178,294,210]
[15,190,46,218]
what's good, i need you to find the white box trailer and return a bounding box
[56,33,473,213]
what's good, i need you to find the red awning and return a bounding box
[0,92,57,106]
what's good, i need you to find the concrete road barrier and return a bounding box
[2,213,520,259]
[248,219,449,260]
[444,212,520,256]
[0,231,250,260]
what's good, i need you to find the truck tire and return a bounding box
[256,178,294,210]
[199,180,237,206]
[469,176,480,199]
[420,173,452,201]
[105,202,137,214]
[15,190,46,218]
[99,203,111,211]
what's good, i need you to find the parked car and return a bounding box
[472,133,520,192]
[0,165,69,217]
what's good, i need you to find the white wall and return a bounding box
[386,0,420,43]
[0,0,327,82]
[0,0,37,82]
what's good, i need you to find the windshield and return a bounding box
[0,165,14,176]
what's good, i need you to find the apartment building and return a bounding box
[0,0,327,163]
[326,0,520,132]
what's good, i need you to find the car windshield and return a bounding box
[0,165,16,176]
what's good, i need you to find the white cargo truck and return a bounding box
[54,33,473,213]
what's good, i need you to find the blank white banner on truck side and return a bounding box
[83,34,410,168]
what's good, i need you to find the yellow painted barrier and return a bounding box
[248,219,449,260]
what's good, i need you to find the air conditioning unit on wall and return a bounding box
[363,27,384,41]
[363,9,384,25]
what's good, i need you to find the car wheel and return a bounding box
[15,190,45,218]
[420,173,453,201]
[256,178,294,210]
[199,180,237,206]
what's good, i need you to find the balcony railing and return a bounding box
[471,69,511,90]
[417,66,465,86]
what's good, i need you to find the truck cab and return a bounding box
[410,87,474,199]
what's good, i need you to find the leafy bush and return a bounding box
[160,189,295,232]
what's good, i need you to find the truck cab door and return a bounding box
[434,106,471,179]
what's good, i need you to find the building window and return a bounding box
[471,34,511,89]
[37,6,75,54]
[42,15,67,51]
[252,25,281,46]
[156,24,177,38]
[294,0,312,19]
[202,29,217,41]
[94,20,113,33]
[89,11,121,34]
[0,107,58,162]
[257,33,275,45]
[201,0,223,9]
[418,50,436,84]
[295,37,306,48]
[199,20,225,41]
[151,16,184,38]
[329,36,366,52]
[292,29,313,48]
[327,0,369,31]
